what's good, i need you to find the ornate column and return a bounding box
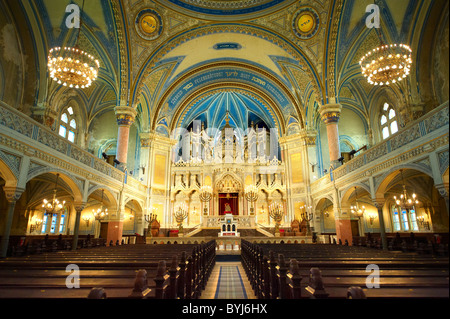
[318,103,342,168]
[0,187,24,258]
[435,185,449,216]
[114,106,137,169]
[373,199,388,250]
[72,204,85,251]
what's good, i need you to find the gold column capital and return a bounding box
[114,106,137,126]
[318,103,342,124]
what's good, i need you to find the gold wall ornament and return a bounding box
[135,9,163,41]
[293,7,320,40]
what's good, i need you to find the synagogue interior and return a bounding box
[0,0,448,301]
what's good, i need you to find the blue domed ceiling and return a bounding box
[180,90,276,132]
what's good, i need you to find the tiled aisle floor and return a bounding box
[201,262,257,299]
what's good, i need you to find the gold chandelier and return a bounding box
[47,0,99,89]
[42,173,66,214]
[393,169,419,210]
[359,43,412,86]
[93,189,108,220]
[48,47,99,89]
[350,187,365,218]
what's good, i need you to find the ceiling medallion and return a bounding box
[293,7,320,40]
[135,9,163,41]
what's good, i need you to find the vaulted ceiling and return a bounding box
[1,0,448,140]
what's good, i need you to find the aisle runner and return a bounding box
[214,265,248,299]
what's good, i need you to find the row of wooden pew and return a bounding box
[352,237,449,256]
[0,241,216,299]
[9,238,107,256]
[241,240,449,299]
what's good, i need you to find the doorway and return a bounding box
[100,222,108,239]
[351,220,360,237]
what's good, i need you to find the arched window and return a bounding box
[380,103,398,139]
[59,106,77,143]
[390,205,419,232]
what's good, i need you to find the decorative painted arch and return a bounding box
[172,84,285,135]
[86,184,119,210]
[340,182,371,206]
[0,157,18,188]
[125,198,144,215]
[374,164,435,198]
[26,168,83,203]
[314,196,334,212]
[131,23,323,110]
[156,61,304,135]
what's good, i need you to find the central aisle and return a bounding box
[200,262,257,299]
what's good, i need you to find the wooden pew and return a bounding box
[0,240,216,299]
[241,240,449,299]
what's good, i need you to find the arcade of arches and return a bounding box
[0,0,448,261]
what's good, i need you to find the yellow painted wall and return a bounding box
[153,154,166,185]
[290,153,303,183]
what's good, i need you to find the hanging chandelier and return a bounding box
[359,43,412,86]
[93,189,108,220]
[350,187,365,218]
[47,0,99,89]
[48,47,99,88]
[393,169,419,210]
[42,173,66,214]
[359,1,413,86]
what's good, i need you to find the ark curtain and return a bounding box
[218,193,239,215]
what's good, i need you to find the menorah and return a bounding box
[269,202,284,234]
[199,185,212,215]
[174,203,188,232]
[145,208,159,237]
[245,185,258,215]
[300,205,313,235]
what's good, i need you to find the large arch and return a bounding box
[0,158,18,188]
[154,61,304,136]
[26,168,83,204]
[131,23,323,125]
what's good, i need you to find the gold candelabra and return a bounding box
[245,185,259,215]
[300,205,313,235]
[174,203,188,232]
[199,185,212,215]
[269,202,284,234]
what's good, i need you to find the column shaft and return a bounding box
[72,206,84,250]
[0,201,17,258]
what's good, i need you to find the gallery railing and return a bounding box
[311,101,449,195]
[0,101,146,194]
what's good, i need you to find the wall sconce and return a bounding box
[30,217,43,233]
[368,212,377,225]
[82,215,92,227]
[417,216,430,230]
